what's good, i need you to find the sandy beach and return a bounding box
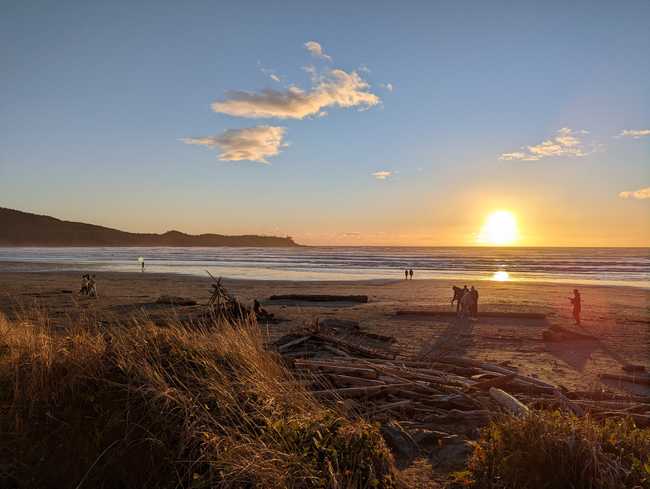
[2,264,648,397]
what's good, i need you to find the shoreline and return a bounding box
[1,268,648,398]
[0,260,648,290]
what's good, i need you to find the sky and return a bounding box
[1,0,649,246]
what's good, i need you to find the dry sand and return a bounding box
[1,265,648,397]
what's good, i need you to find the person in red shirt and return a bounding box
[569,289,581,325]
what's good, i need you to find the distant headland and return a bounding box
[0,207,300,247]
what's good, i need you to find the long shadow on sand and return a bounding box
[413,316,477,359]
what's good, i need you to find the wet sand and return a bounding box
[1,264,648,396]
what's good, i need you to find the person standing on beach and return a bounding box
[141,259,145,272]
[409,269,414,280]
[470,286,479,317]
[569,289,581,325]
[405,269,408,280]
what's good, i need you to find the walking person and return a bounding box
[569,289,581,325]
[470,286,479,317]
[409,269,414,280]
[79,274,89,296]
[405,269,409,280]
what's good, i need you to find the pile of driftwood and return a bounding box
[275,318,396,360]
[274,336,650,430]
[206,273,275,322]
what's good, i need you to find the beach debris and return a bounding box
[542,324,597,342]
[269,294,369,303]
[379,422,419,469]
[205,272,276,323]
[273,345,649,462]
[395,310,546,319]
[599,373,650,386]
[155,295,197,306]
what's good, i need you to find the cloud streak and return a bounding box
[499,128,596,161]
[372,170,392,180]
[618,129,650,139]
[619,187,650,200]
[211,68,380,119]
[182,126,286,163]
[304,41,332,61]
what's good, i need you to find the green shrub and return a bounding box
[461,410,650,489]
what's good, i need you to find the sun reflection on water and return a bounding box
[492,271,510,281]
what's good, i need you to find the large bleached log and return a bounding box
[277,335,312,352]
[326,374,386,387]
[489,387,530,416]
[470,373,517,391]
[438,357,556,390]
[311,334,395,359]
[599,373,650,386]
[294,361,380,379]
[269,294,369,303]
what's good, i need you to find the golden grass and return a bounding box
[0,311,398,488]
[454,411,650,489]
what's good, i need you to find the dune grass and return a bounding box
[454,410,650,489]
[0,311,398,489]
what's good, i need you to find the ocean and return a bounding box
[0,246,648,288]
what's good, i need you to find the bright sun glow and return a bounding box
[478,211,519,245]
[492,271,510,281]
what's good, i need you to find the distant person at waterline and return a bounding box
[405,269,408,280]
[409,269,414,280]
[139,257,145,272]
[569,289,581,325]
[470,286,479,317]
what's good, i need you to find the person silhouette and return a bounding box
[470,286,479,317]
[409,269,414,280]
[569,289,581,325]
[141,259,145,272]
[405,269,408,280]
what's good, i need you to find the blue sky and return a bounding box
[1,0,649,245]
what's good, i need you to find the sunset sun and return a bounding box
[478,211,519,245]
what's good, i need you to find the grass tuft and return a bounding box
[456,410,650,489]
[0,311,397,488]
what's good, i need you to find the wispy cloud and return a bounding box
[182,126,287,163]
[617,129,650,139]
[212,68,380,119]
[380,82,394,92]
[372,170,392,180]
[499,128,596,161]
[304,41,332,61]
[619,187,650,200]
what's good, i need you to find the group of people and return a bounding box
[79,274,98,297]
[404,269,414,280]
[452,285,479,318]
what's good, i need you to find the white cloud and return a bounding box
[269,74,280,82]
[304,41,332,61]
[212,68,380,119]
[372,170,392,180]
[499,128,596,161]
[619,187,650,200]
[380,83,394,92]
[182,126,287,163]
[618,129,650,139]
